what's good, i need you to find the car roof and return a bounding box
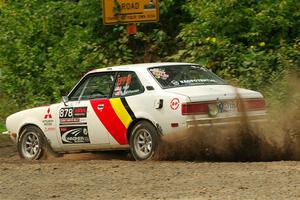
[87,62,195,74]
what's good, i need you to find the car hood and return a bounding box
[165,85,263,102]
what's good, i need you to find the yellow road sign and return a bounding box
[103,0,159,25]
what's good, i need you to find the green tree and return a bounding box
[0,0,132,108]
[0,0,189,111]
[0,0,299,119]
[174,0,300,91]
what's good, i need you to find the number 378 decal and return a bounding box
[59,107,87,118]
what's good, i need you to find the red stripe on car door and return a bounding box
[90,99,128,145]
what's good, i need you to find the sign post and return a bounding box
[127,23,137,35]
[102,0,159,26]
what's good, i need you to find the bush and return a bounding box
[0,0,133,109]
[0,0,299,118]
[173,0,300,94]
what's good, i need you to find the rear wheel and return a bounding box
[129,121,159,161]
[18,126,45,160]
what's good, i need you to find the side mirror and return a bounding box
[62,96,69,106]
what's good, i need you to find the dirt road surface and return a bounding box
[0,147,299,200]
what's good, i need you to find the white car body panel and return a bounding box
[166,85,263,102]
[126,91,189,135]
[5,106,60,148]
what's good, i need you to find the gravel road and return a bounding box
[0,147,299,200]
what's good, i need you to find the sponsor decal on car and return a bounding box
[60,126,90,144]
[59,107,88,125]
[43,107,54,126]
[179,79,217,84]
[149,68,169,80]
[44,107,52,119]
[114,74,134,96]
[170,98,180,110]
[73,107,87,118]
[59,107,87,118]
[44,127,56,132]
[60,118,81,123]
[43,119,54,126]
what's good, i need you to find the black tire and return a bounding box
[129,121,159,161]
[17,126,45,160]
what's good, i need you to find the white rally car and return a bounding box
[3,63,266,160]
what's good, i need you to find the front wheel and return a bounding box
[129,121,159,161]
[18,126,45,160]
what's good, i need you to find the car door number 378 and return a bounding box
[60,108,73,118]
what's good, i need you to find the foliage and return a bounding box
[0,0,299,120]
[0,0,189,111]
[173,0,300,92]
[0,0,133,108]
[0,122,5,132]
[130,0,191,63]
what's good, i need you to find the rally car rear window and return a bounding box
[148,65,226,88]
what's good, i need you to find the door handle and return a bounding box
[97,104,104,111]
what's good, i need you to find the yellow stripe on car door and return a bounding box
[109,98,133,128]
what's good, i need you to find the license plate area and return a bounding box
[219,101,237,113]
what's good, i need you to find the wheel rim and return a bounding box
[21,132,41,159]
[133,129,153,159]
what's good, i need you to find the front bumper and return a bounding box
[2,131,17,142]
[2,131,10,135]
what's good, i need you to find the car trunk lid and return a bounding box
[165,85,263,102]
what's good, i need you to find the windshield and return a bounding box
[149,65,226,88]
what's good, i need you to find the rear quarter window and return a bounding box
[112,71,144,97]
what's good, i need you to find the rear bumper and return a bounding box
[187,115,266,128]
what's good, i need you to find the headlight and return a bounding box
[208,104,219,117]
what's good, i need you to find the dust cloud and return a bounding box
[155,76,300,162]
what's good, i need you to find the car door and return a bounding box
[98,71,145,146]
[56,72,116,150]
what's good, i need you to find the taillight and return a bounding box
[243,99,266,111]
[182,103,209,115]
